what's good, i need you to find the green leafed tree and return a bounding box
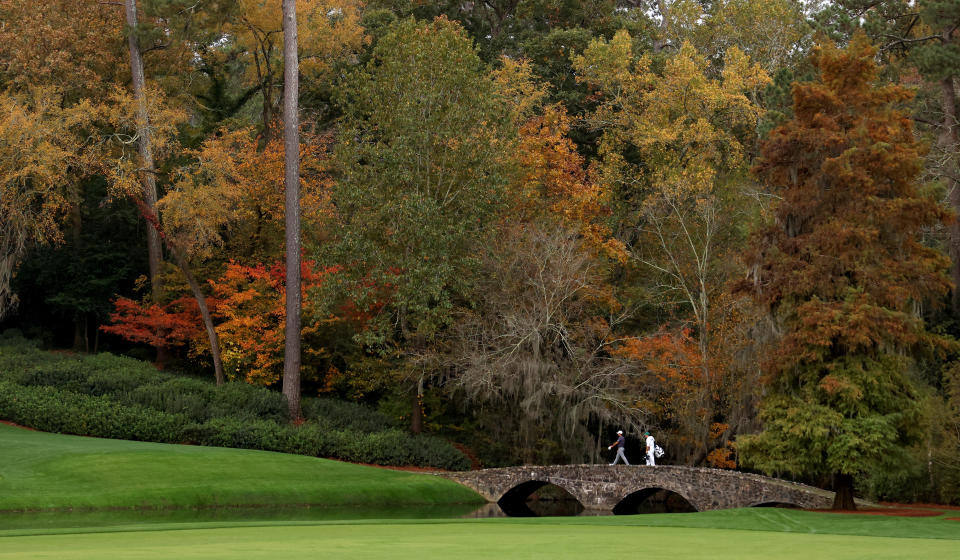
[736,34,954,510]
[323,17,514,429]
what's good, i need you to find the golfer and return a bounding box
[607,430,629,465]
[644,431,656,466]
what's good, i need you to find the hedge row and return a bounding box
[186,418,468,468]
[1,336,396,429]
[0,334,469,470]
[0,381,187,443]
[0,342,288,424]
[0,380,469,470]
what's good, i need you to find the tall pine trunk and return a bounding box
[124,0,166,363]
[69,201,85,352]
[411,377,423,434]
[281,0,302,421]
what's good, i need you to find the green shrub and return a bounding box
[329,429,469,470]
[208,383,288,423]
[12,359,90,391]
[281,423,328,456]
[0,348,160,396]
[123,378,214,423]
[0,338,470,470]
[0,381,187,443]
[185,417,285,451]
[0,336,56,378]
[301,397,400,432]
[414,434,471,471]
[76,353,162,395]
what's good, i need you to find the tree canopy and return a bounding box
[2,0,960,506]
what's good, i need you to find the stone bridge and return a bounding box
[437,465,834,514]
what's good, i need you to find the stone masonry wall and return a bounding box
[437,465,834,512]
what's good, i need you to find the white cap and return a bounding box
[617,430,623,434]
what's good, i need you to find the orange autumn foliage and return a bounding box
[616,327,739,464]
[210,259,340,385]
[0,0,126,102]
[512,104,626,262]
[616,327,707,401]
[102,259,350,384]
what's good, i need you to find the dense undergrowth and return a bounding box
[0,332,469,470]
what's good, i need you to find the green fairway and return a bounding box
[0,423,482,511]
[0,518,958,560]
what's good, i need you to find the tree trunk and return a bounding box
[280,0,302,422]
[70,202,85,352]
[169,246,225,386]
[124,0,165,361]
[940,73,960,312]
[411,378,423,434]
[832,472,856,510]
[654,0,671,53]
[73,317,85,353]
[135,201,225,385]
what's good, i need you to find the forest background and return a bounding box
[1,0,959,507]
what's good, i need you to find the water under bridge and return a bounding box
[437,465,834,514]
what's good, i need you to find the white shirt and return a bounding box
[646,435,655,454]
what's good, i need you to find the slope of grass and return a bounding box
[0,423,483,512]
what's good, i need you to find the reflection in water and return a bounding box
[489,482,699,518]
[525,484,587,517]
[0,488,701,531]
[464,503,510,518]
[0,503,482,534]
[0,495,691,531]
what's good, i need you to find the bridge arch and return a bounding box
[613,487,698,515]
[497,480,584,517]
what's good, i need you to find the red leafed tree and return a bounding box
[101,296,204,355]
[104,260,343,384]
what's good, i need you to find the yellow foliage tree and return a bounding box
[227,0,368,135]
[0,90,98,318]
[0,0,126,102]
[574,32,770,464]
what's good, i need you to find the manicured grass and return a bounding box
[0,518,958,560]
[3,422,958,559]
[517,507,960,541]
[0,423,483,512]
